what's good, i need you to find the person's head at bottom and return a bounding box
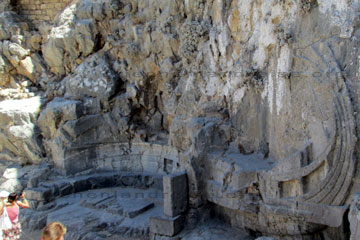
[41,222,67,240]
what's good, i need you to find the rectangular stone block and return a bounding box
[150,233,181,240]
[163,172,188,217]
[25,187,52,201]
[261,200,348,227]
[150,215,184,237]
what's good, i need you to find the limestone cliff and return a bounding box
[0,0,360,239]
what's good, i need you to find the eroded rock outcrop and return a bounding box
[0,97,45,164]
[0,12,45,89]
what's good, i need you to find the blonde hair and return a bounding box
[41,222,67,240]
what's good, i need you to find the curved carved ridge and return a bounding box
[302,105,345,202]
[302,95,350,204]
[201,37,357,235]
[263,141,332,182]
[306,43,356,205]
[262,91,355,205]
[261,39,356,207]
[294,79,356,205]
[324,82,356,205]
[250,41,357,235]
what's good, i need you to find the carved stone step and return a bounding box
[261,198,348,227]
[79,189,156,218]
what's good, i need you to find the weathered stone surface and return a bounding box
[0,97,45,164]
[17,53,46,82]
[349,194,360,240]
[150,215,184,237]
[152,236,180,240]
[63,53,119,101]
[19,185,164,240]
[50,141,179,175]
[260,200,348,228]
[163,172,188,217]
[0,1,10,13]
[25,187,52,201]
[37,97,83,139]
[28,172,162,204]
[0,11,47,91]
[82,193,155,218]
[42,2,102,75]
[0,178,23,193]
[0,163,51,193]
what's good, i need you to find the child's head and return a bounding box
[41,222,67,240]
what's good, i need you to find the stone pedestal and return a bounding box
[151,172,188,238]
[163,172,188,217]
[150,215,184,237]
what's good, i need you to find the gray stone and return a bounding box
[260,200,348,228]
[37,97,83,139]
[8,42,29,59]
[112,94,131,117]
[0,97,45,164]
[102,199,154,219]
[163,172,188,217]
[255,237,276,240]
[150,215,184,237]
[0,1,10,13]
[151,234,181,240]
[82,97,102,115]
[42,5,99,75]
[27,213,47,230]
[349,194,360,240]
[125,202,154,218]
[17,53,46,82]
[25,187,52,202]
[0,178,24,193]
[63,54,119,101]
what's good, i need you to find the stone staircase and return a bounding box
[24,171,163,209]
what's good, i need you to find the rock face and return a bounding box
[0,1,9,13]
[349,194,360,240]
[0,97,45,164]
[0,0,360,239]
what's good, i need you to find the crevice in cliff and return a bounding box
[94,33,105,53]
[343,208,351,239]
